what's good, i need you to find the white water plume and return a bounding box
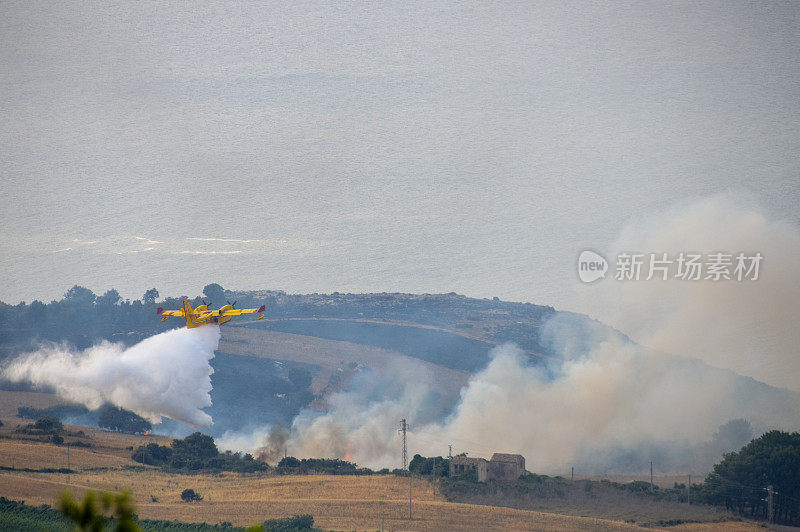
[2,325,219,427]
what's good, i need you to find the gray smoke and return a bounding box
[244,195,800,473]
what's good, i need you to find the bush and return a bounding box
[180,489,202,502]
[409,454,449,477]
[262,514,314,531]
[17,405,90,421]
[276,457,367,475]
[173,432,218,461]
[132,434,265,473]
[98,404,151,434]
[34,416,63,433]
[132,443,173,466]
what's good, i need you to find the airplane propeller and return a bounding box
[227,300,237,308]
[203,299,212,308]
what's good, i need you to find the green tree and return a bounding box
[409,454,449,477]
[172,432,218,461]
[142,288,159,305]
[28,299,47,320]
[711,419,753,452]
[202,283,225,303]
[97,289,121,306]
[131,443,172,466]
[64,285,96,307]
[34,416,63,433]
[701,430,800,524]
[98,405,151,434]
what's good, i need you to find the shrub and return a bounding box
[98,404,151,434]
[34,416,63,433]
[132,443,173,466]
[262,514,314,531]
[276,457,365,475]
[181,489,202,502]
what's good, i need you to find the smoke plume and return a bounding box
[573,193,800,392]
[252,194,800,473]
[2,326,219,427]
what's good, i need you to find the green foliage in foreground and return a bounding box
[59,490,139,531]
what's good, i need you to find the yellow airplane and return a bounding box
[157,299,265,328]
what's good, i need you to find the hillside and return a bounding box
[2,288,799,471]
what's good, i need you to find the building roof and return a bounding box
[451,456,487,465]
[490,453,525,464]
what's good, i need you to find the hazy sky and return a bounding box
[2,1,798,308]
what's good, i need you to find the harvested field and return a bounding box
[0,468,761,531]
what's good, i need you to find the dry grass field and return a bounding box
[0,438,137,470]
[0,468,648,531]
[0,389,64,418]
[0,464,763,531]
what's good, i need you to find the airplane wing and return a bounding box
[157,308,184,317]
[219,305,265,316]
[156,308,184,321]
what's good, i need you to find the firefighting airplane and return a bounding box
[157,299,265,328]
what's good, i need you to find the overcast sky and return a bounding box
[2,1,798,307]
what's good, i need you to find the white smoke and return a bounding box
[2,325,219,427]
[249,194,800,473]
[573,193,800,392]
[273,340,799,472]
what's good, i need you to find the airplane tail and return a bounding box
[183,299,198,328]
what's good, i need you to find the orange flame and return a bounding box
[344,440,353,462]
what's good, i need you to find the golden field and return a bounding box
[0,468,661,531]
[0,456,762,531]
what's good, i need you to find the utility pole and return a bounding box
[432,456,436,496]
[67,445,70,471]
[766,485,774,523]
[571,466,574,481]
[448,445,452,459]
[409,470,413,520]
[687,475,691,505]
[650,461,654,492]
[399,419,408,470]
